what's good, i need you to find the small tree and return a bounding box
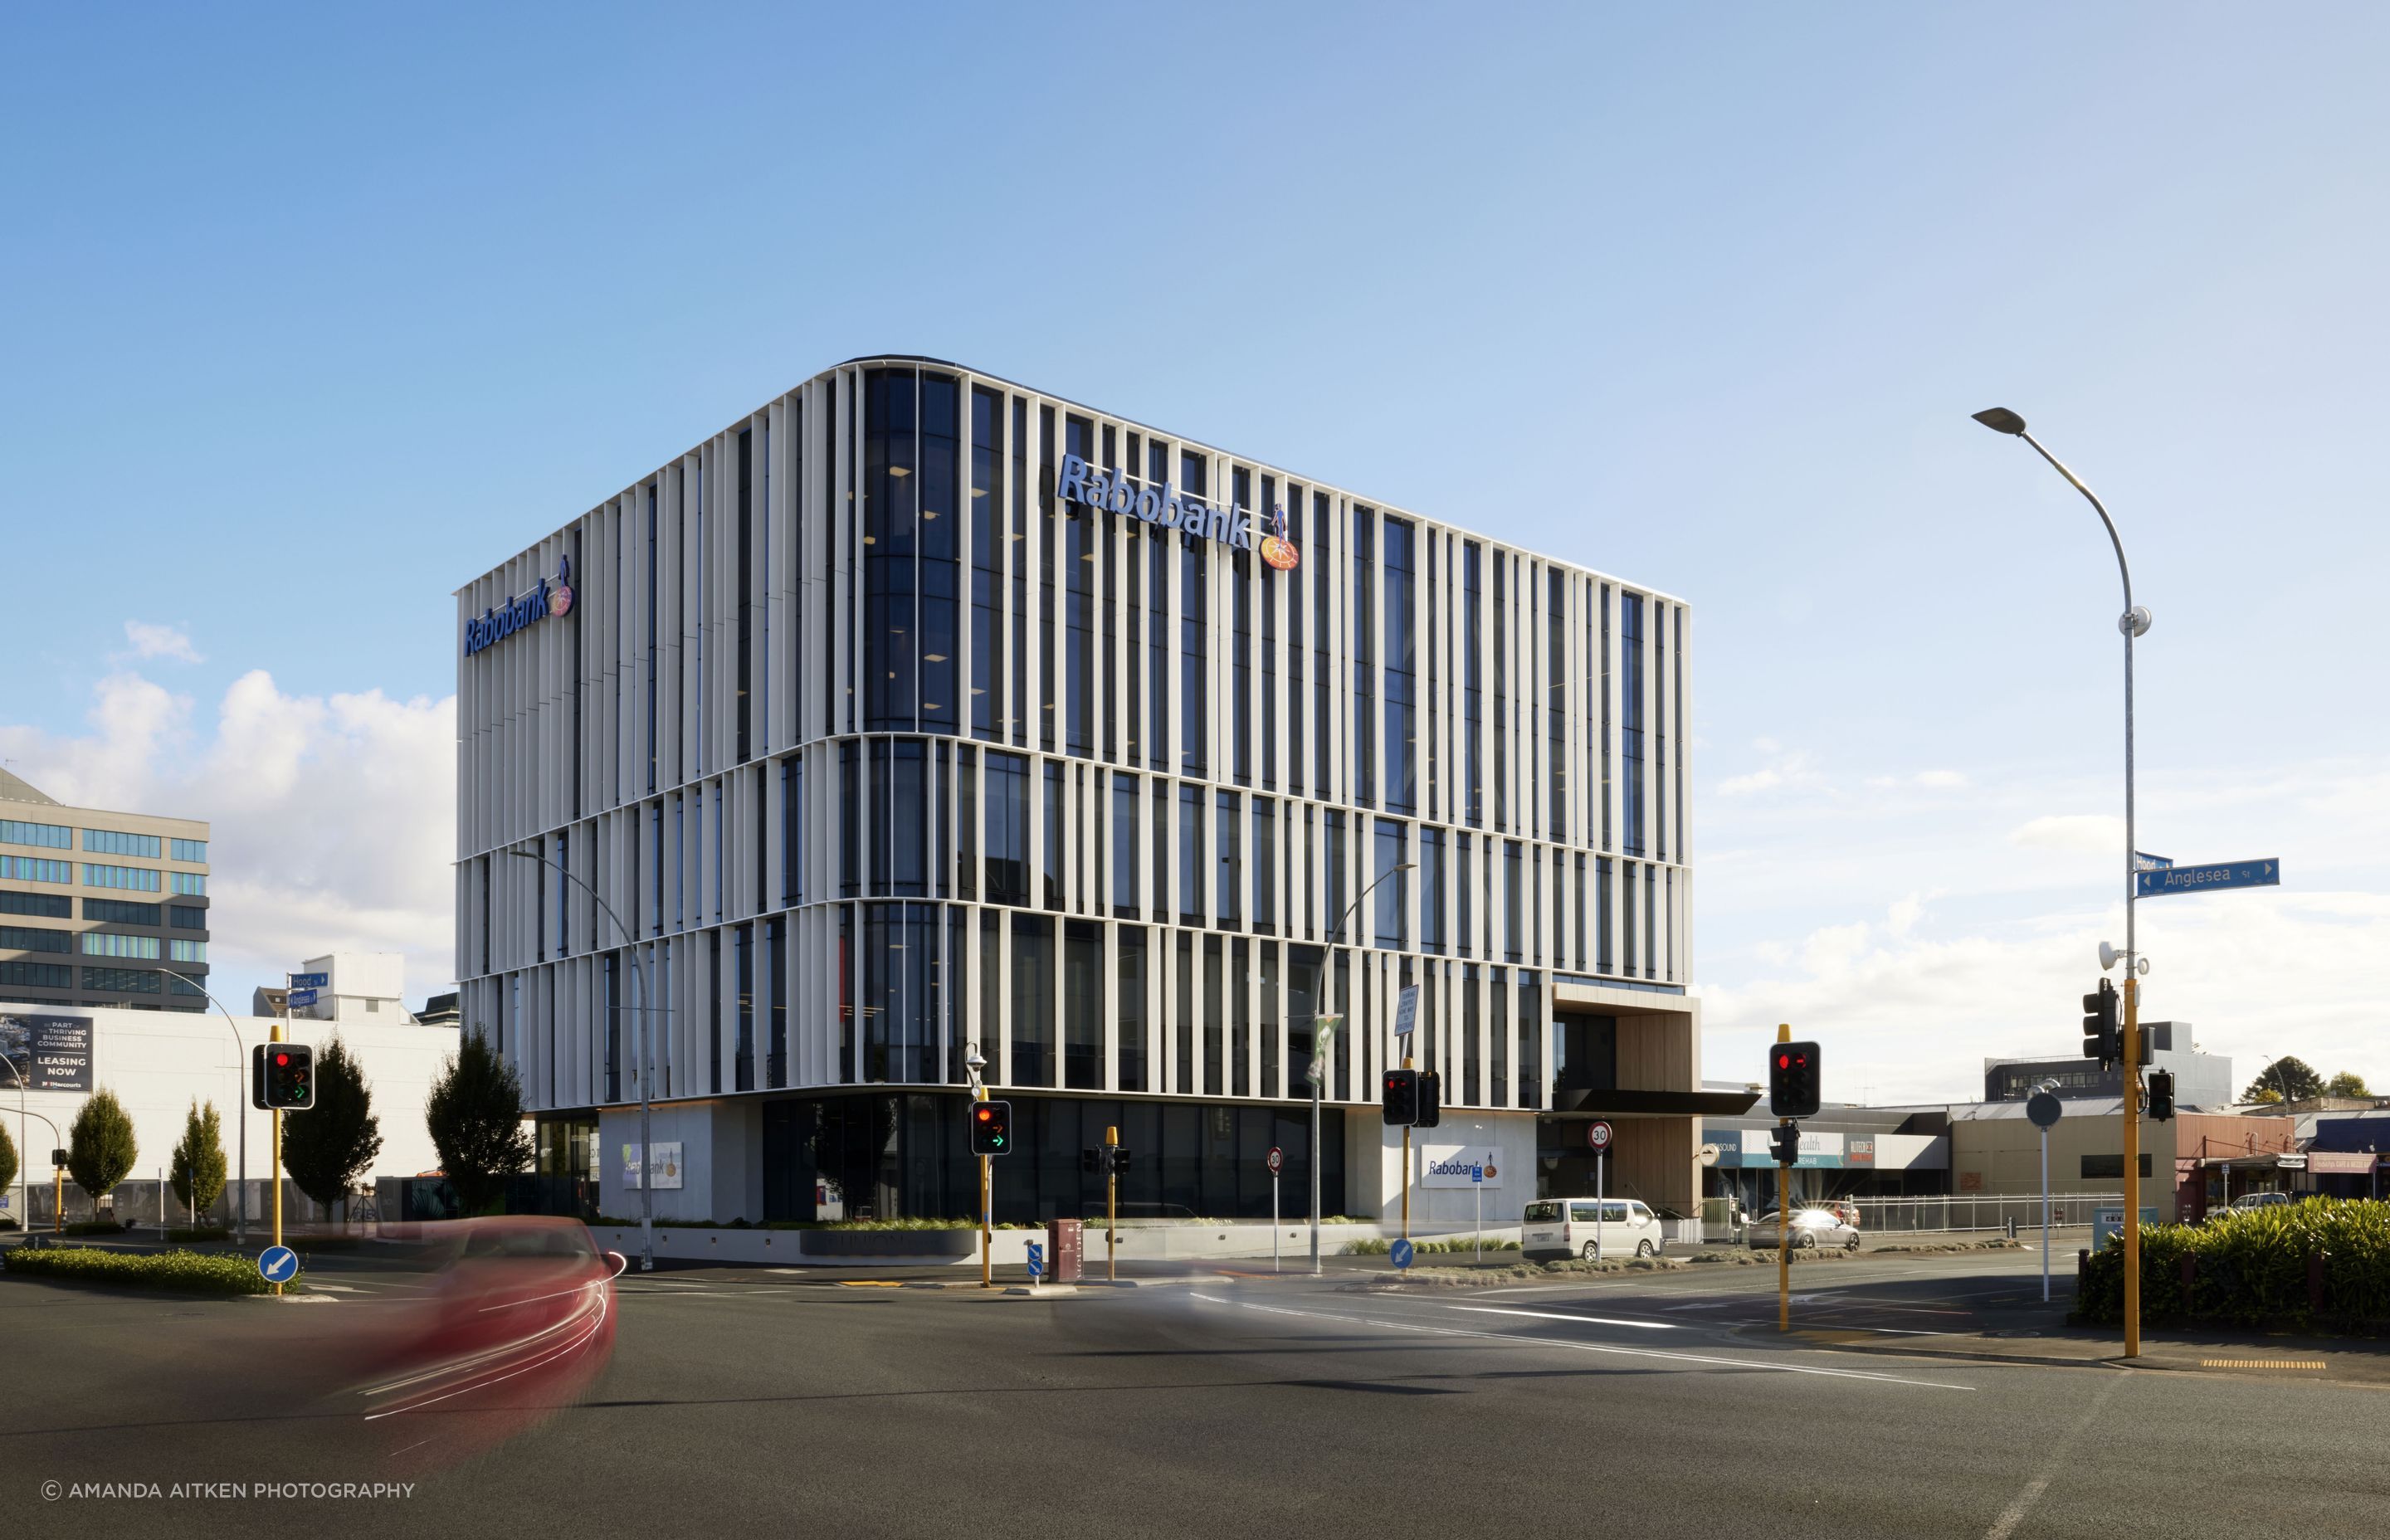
[67,1088,139,1213]
[2326,1071,2373,1099]
[168,1099,229,1223]
[2242,1056,2324,1104]
[0,1119,17,1209]
[425,1030,534,1215]
[282,1036,383,1221]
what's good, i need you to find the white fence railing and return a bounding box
[1849,1192,2123,1235]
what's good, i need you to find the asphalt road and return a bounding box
[4,1246,2387,1538]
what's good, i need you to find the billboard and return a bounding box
[0,1012,94,1093]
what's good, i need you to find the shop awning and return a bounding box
[1546,1089,1761,1118]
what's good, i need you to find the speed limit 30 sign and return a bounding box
[1587,1119,1614,1153]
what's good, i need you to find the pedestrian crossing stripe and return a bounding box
[2200,1360,2325,1371]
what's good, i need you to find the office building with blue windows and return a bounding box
[1,768,211,1016]
[456,357,1726,1227]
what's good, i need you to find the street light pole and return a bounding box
[505,846,656,1271]
[0,1053,64,1236]
[170,978,255,1244]
[1306,860,1415,1275]
[1974,407,2151,1357]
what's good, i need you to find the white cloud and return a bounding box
[2007,813,2126,855]
[121,621,203,663]
[1716,742,1816,797]
[0,670,455,1012]
[1701,890,2390,1107]
[1867,768,1972,791]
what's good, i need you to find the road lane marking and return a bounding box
[1188,1294,1974,1391]
[1982,1370,2129,1539]
[2202,1360,2326,1371]
[1450,1306,1682,1332]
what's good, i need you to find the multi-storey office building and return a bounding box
[457,357,1716,1226]
[0,768,211,1014]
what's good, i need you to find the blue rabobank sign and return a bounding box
[1056,453,1301,569]
[465,556,575,658]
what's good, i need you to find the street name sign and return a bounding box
[285,988,320,1009]
[288,972,329,990]
[2136,859,2279,898]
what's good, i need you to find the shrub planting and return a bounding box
[2075,1197,2390,1329]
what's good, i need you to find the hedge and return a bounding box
[2075,1197,2390,1329]
[1,1245,300,1296]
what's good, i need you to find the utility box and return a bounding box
[1044,1217,1084,1283]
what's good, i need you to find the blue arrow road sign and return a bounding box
[1025,1241,1045,1279]
[257,1245,299,1284]
[2136,858,2280,898]
[288,972,329,990]
[1388,1237,1415,1270]
[285,988,319,1008]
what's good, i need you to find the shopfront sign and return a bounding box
[464,555,575,658]
[1055,453,1299,567]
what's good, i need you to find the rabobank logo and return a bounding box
[465,555,574,658]
[1056,452,1297,564]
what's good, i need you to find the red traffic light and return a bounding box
[975,1106,993,1121]
[276,1052,289,1065]
[1777,1052,1789,1069]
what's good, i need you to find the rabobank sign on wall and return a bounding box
[1056,454,1301,571]
[1421,1145,1504,1189]
[464,556,574,657]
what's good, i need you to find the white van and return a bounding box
[1521,1198,1666,1261]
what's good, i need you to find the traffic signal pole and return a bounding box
[1105,1123,1119,1284]
[1401,1054,1413,1243]
[978,1084,992,1291]
[1776,1024,1792,1333]
[271,1017,284,1299]
[2123,977,2141,1357]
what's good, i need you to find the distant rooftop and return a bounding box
[0,767,60,806]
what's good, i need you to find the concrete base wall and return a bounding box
[1348,1111,1538,1225]
[584,1219,1528,1268]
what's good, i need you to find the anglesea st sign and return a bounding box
[464,556,575,657]
[1056,453,1300,569]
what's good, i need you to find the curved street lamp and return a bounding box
[0,1051,65,1235]
[505,845,656,1271]
[1305,860,1416,1274]
[1973,406,2153,1356]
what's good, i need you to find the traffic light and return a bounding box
[256,1043,315,1110]
[1768,1041,1821,1119]
[1107,1147,1132,1175]
[1416,1070,1443,1128]
[1382,1068,1419,1126]
[969,1099,1012,1156]
[1769,1123,1801,1166]
[2146,1070,2176,1122]
[2081,979,2120,1069]
[1080,1148,1103,1176]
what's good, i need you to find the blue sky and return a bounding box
[4,3,2385,1099]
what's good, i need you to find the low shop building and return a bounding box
[1,1003,458,1226]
